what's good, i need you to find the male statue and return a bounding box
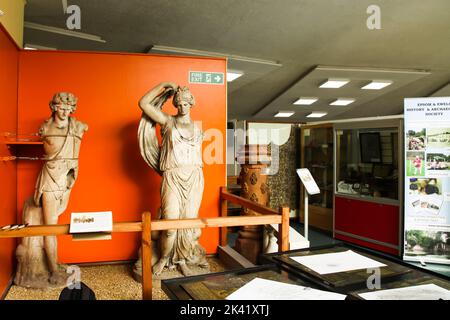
[15,92,88,288]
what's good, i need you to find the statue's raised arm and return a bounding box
[138,82,178,126]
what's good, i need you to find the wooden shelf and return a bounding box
[4,141,43,145]
[1,139,44,161]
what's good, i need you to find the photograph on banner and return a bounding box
[427,128,450,149]
[406,128,426,151]
[404,97,450,265]
[426,152,450,176]
[406,151,425,176]
[405,229,450,262]
[408,178,442,196]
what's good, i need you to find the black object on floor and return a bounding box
[59,282,96,300]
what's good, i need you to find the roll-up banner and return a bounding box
[404,97,450,264]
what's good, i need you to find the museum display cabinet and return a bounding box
[260,243,450,299]
[161,264,337,300]
[300,124,334,232]
[333,119,403,256]
[163,242,450,300]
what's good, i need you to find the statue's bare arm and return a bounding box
[138,82,178,126]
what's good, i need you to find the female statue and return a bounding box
[136,82,208,276]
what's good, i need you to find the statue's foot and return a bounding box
[178,262,193,276]
[198,258,209,269]
[168,264,177,271]
[152,259,167,276]
[49,270,68,286]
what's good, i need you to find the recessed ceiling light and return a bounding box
[24,44,57,50]
[362,80,393,90]
[294,97,318,105]
[274,111,295,118]
[227,71,244,82]
[306,112,327,118]
[319,79,349,89]
[330,98,355,106]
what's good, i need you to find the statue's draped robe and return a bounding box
[138,113,206,268]
[34,117,86,211]
[15,116,87,288]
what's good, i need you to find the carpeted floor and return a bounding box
[5,256,226,300]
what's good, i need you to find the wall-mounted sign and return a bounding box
[404,97,450,265]
[70,211,113,241]
[297,168,320,195]
[189,71,224,85]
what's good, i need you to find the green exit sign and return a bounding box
[189,71,224,85]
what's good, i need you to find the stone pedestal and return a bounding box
[234,145,271,264]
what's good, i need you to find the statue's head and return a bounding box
[49,92,77,121]
[172,86,195,107]
[172,86,195,116]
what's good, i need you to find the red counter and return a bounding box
[334,195,401,256]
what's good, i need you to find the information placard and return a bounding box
[297,168,320,195]
[70,211,113,241]
[404,97,450,264]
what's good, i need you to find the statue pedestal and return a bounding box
[234,145,271,264]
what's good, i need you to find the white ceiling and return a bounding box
[253,65,431,122]
[431,83,450,97]
[22,0,450,122]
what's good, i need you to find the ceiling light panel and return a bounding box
[227,71,243,82]
[274,111,295,118]
[306,112,327,118]
[294,97,318,105]
[319,79,349,88]
[362,80,393,90]
[330,98,355,106]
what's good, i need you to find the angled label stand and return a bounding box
[297,168,321,241]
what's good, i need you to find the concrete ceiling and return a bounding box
[23,0,450,122]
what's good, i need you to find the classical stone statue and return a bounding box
[133,82,208,278]
[15,92,88,288]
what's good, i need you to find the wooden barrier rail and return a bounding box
[0,187,290,300]
[0,216,282,239]
[219,186,290,252]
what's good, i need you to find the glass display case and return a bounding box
[300,124,333,232]
[335,127,399,202]
[333,119,403,256]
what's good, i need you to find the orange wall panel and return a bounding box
[0,24,18,297]
[17,51,226,264]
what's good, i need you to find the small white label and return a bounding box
[70,211,113,234]
[304,129,310,137]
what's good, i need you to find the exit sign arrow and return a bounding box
[189,71,224,85]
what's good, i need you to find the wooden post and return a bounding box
[220,186,228,247]
[141,211,152,300]
[278,206,290,252]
